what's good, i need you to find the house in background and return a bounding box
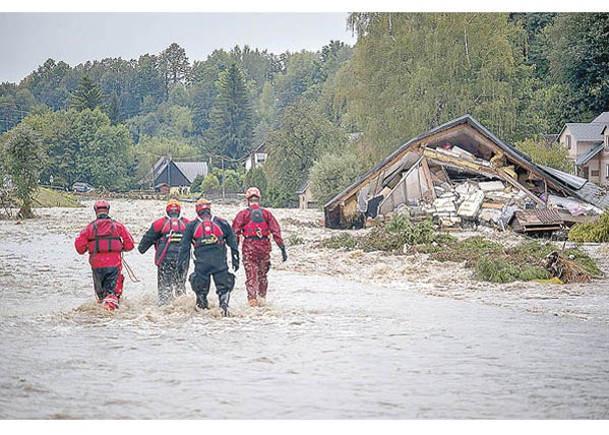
[244,142,267,172]
[557,112,609,185]
[141,155,208,192]
[297,179,317,209]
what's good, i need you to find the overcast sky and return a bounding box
[0,12,358,83]
[2,1,605,84]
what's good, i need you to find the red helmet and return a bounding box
[245,187,261,200]
[93,200,110,215]
[195,198,212,215]
[166,199,181,215]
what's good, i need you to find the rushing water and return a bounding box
[1,200,609,419]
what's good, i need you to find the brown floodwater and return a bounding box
[1,199,608,419]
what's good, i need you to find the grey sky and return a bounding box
[0,12,356,84]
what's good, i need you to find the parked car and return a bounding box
[72,182,95,193]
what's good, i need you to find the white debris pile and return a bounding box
[422,179,534,230]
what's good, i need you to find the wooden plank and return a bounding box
[481,202,504,209]
[420,158,436,203]
[494,167,546,206]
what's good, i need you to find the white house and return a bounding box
[557,112,609,185]
[244,142,268,172]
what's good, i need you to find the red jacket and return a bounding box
[75,217,135,268]
[232,205,284,248]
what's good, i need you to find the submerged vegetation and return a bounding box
[568,213,609,243]
[320,216,454,253]
[320,215,601,284]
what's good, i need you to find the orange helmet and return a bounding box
[245,187,261,200]
[166,199,181,216]
[195,198,212,216]
[93,200,110,215]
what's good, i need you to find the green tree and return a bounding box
[310,151,367,208]
[543,13,609,120]
[20,108,78,187]
[2,125,44,218]
[159,43,191,98]
[200,173,220,193]
[209,63,254,159]
[81,123,135,191]
[71,75,104,111]
[190,174,205,193]
[344,13,544,156]
[273,50,322,111]
[105,93,121,125]
[133,54,165,113]
[515,136,572,173]
[265,99,347,206]
[23,58,77,110]
[244,166,268,195]
[211,167,244,191]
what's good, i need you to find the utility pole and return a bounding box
[221,156,226,200]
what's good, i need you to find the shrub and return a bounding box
[474,255,549,283]
[288,235,304,246]
[309,151,366,208]
[200,173,220,193]
[568,213,609,243]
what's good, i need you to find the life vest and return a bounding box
[242,207,270,239]
[155,217,187,265]
[87,218,124,255]
[193,216,225,247]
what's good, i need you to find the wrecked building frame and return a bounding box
[324,115,604,232]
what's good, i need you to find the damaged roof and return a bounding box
[325,115,578,210]
[324,115,606,230]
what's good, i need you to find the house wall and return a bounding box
[299,188,317,209]
[600,150,609,186]
[244,153,267,172]
[559,129,576,159]
[559,130,598,162]
[245,156,253,172]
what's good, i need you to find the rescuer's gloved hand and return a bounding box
[231,252,240,271]
[279,245,288,262]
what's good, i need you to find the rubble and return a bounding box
[325,115,607,233]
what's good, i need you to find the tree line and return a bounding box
[1,13,608,211]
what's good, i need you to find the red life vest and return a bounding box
[87,218,124,255]
[193,216,225,247]
[243,207,270,239]
[155,217,187,265]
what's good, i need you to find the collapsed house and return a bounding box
[324,115,607,232]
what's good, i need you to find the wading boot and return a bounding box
[102,294,119,312]
[219,292,232,317]
[195,294,208,311]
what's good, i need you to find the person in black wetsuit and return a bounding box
[177,198,239,317]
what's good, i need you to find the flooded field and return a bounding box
[1,199,609,419]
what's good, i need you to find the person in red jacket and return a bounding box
[232,187,287,307]
[138,199,190,305]
[74,200,135,311]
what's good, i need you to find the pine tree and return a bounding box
[71,75,103,111]
[209,63,254,160]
